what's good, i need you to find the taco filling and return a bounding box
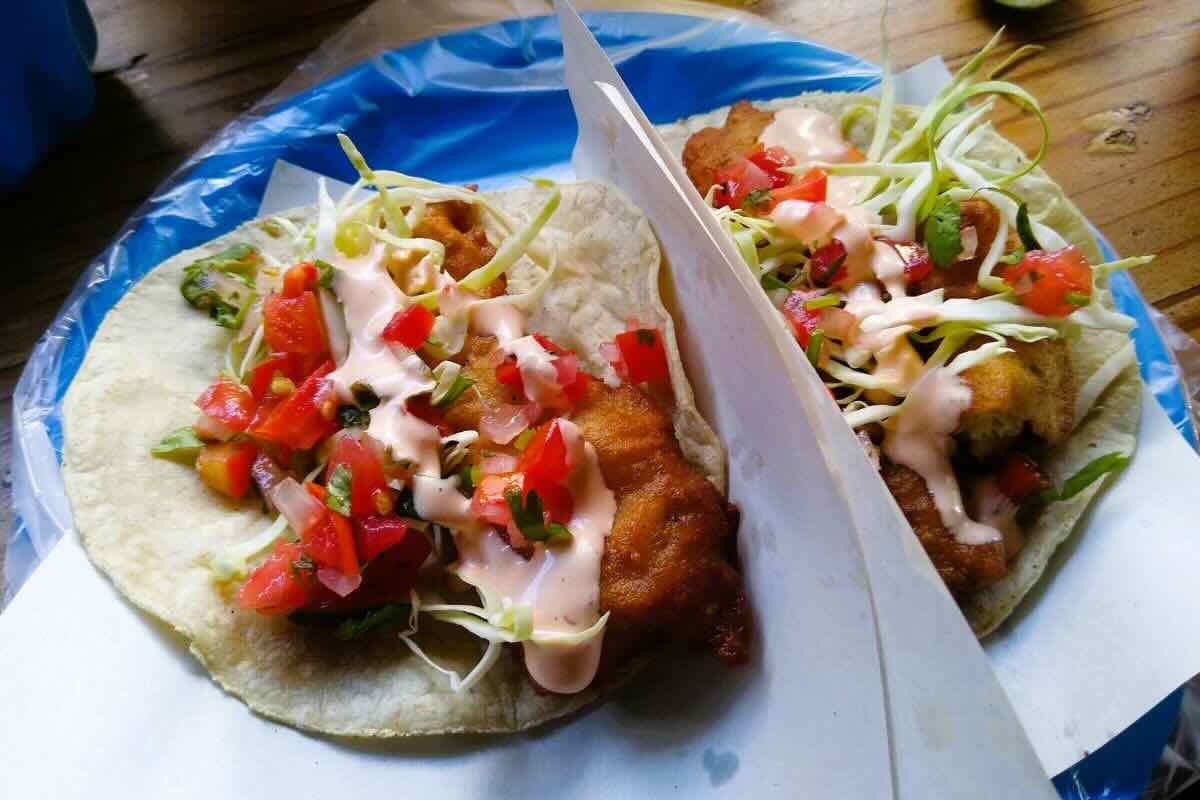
[147,138,748,702]
[674,34,1149,616]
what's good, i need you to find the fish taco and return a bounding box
[63,137,750,735]
[658,33,1149,635]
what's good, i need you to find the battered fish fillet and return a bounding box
[444,336,751,669]
[881,460,1008,593]
[959,337,1075,459]
[682,100,775,195]
[413,201,505,298]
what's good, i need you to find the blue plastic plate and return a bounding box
[15,12,1192,799]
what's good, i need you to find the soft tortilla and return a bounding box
[62,180,723,735]
[658,94,1141,636]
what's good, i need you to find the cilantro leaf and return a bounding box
[504,488,572,545]
[926,195,963,268]
[338,405,370,429]
[315,259,336,289]
[741,188,772,212]
[335,604,411,640]
[151,427,205,463]
[326,465,352,517]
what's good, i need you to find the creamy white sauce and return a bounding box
[453,419,616,693]
[771,200,842,243]
[471,300,525,346]
[882,369,1002,546]
[760,107,865,210]
[507,336,560,405]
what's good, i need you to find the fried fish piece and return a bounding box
[682,100,776,195]
[958,337,1075,458]
[413,200,505,298]
[444,335,750,669]
[881,460,1008,593]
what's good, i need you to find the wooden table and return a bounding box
[2,0,1197,589]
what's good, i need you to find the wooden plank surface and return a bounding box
[3,0,1197,589]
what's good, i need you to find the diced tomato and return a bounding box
[554,353,590,403]
[809,239,848,287]
[381,304,435,349]
[405,395,451,437]
[516,419,571,485]
[843,146,866,163]
[770,168,827,206]
[532,333,568,356]
[470,473,523,528]
[495,356,524,396]
[264,290,328,354]
[195,378,255,432]
[195,441,257,499]
[781,290,825,348]
[282,262,319,298]
[299,483,360,576]
[304,533,430,613]
[746,144,795,189]
[524,477,573,524]
[1002,246,1093,317]
[995,454,1048,502]
[248,352,323,401]
[876,238,933,285]
[352,516,411,564]
[326,432,391,517]
[250,360,338,450]
[712,154,775,209]
[613,327,670,384]
[237,541,316,614]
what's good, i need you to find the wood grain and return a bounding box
[3,0,1197,591]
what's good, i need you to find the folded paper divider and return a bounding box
[556,2,1060,797]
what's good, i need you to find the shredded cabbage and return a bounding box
[208,514,289,583]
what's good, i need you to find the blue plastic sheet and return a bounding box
[8,9,1196,798]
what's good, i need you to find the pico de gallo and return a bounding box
[154,136,676,693]
[684,31,1149,598]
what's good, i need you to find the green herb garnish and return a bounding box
[151,427,205,463]
[761,272,789,291]
[326,465,352,517]
[926,195,963,268]
[804,294,841,311]
[1064,291,1090,307]
[315,259,336,289]
[432,374,475,408]
[742,188,772,212]
[338,405,370,428]
[504,488,572,545]
[334,604,411,640]
[180,244,260,328]
[1039,451,1130,504]
[806,330,825,367]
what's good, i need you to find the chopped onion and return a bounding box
[318,288,349,366]
[480,453,518,475]
[819,307,858,341]
[250,453,287,507]
[193,413,236,442]
[956,226,979,261]
[480,403,538,445]
[237,298,263,343]
[269,477,325,535]
[318,568,362,597]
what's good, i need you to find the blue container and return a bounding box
[0,0,97,189]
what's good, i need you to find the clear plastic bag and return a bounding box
[7,2,1198,797]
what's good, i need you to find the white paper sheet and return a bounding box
[5,12,1200,800]
[556,6,1057,795]
[553,2,1200,776]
